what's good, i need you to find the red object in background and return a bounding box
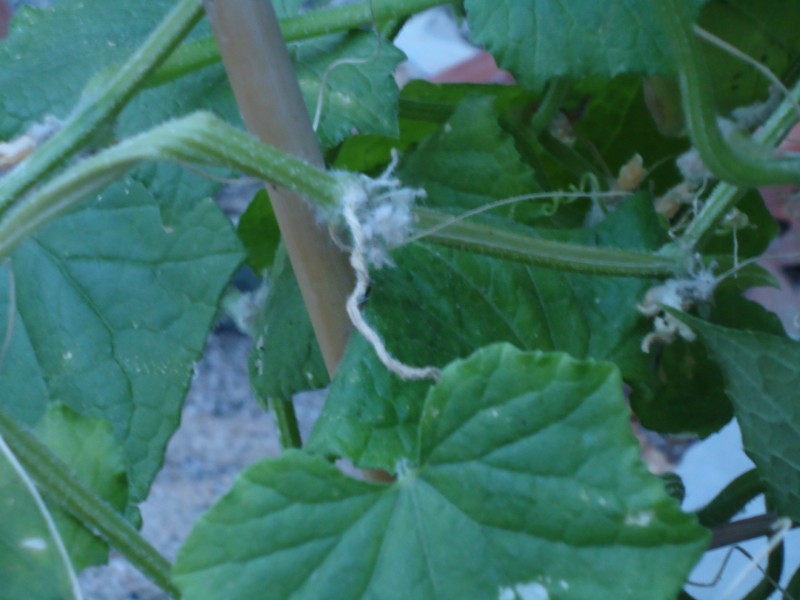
[750,124,800,338]
[431,52,514,85]
[0,0,10,39]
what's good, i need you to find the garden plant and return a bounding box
[1,0,800,598]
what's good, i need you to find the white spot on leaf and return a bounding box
[625,510,654,527]
[498,582,550,600]
[20,537,47,552]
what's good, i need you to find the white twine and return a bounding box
[340,153,441,382]
[719,517,792,600]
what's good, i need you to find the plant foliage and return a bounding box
[1,0,800,598]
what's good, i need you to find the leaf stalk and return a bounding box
[0,407,179,598]
[0,0,204,214]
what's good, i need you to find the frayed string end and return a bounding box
[339,151,441,382]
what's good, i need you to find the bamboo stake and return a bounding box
[204,0,354,376]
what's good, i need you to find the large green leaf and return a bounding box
[464,0,706,90]
[271,0,404,148]
[334,81,536,176]
[307,194,665,469]
[688,317,800,520]
[631,287,786,437]
[0,178,243,502]
[307,242,587,468]
[33,404,129,570]
[174,344,708,599]
[0,0,177,139]
[1,0,401,151]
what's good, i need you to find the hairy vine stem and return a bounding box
[0,406,179,598]
[658,7,800,255]
[529,78,571,136]
[0,112,343,262]
[0,110,681,277]
[659,0,800,188]
[0,0,204,215]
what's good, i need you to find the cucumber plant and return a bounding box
[1,0,800,598]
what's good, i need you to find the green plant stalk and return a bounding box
[0,112,344,262]
[784,562,800,599]
[696,468,765,529]
[0,109,680,277]
[675,76,800,253]
[0,0,204,215]
[414,208,679,276]
[0,406,179,598]
[740,497,784,600]
[269,397,303,449]
[144,37,221,88]
[149,0,449,88]
[529,78,571,135]
[658,0,800,188]
[279,0,451,41]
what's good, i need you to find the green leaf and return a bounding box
[574,76,690,190]
[631,290,786,437]
[398,80,539,125]
[291,31,405,148]
[308,195,664,470]
[464,0,707,90]
[237,189,280,273]
[249,248,328,412]
[272,0,404,148]
[117,62,243,226]
[0,177,243,502]
[0,0,177,139]
[631,337,732,437]
[307,243,588,468]
[174,344,708,600]
[400,96,545,222]
[0,437,76,600]
[698,0,800,114]
[334,82,538,175]
[33,404,129,570]
[117,63,241,139]
[687,317,800,520]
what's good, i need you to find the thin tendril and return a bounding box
[720,517,792,600]
[405,190,632,244]
[687,543,791,598]
[693,25,800,122]
[313,0,382,132]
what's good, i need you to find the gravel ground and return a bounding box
[79,329,325,600]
